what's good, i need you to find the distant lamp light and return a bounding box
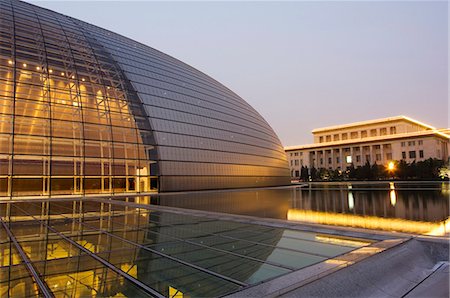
[387,161,395,171]
[8,60,13,65]
[22,63,27,67]
[36,66,40,70]
[49,69,53,73]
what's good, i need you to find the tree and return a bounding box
[300,166,309,181]
[347,164,356,180]
[310,167,318,181]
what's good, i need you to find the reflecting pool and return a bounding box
[151,182,450,236]
[0,199,371,297]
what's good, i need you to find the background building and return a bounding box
[285,116,450,178]
[0,0,289,198]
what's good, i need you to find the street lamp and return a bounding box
[387,161,395,179]
[387,161,395,171]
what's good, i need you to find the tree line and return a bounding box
[297,158,449,181]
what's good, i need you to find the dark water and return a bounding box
[151,182,450,235]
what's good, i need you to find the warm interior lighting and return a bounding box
[346,155,352,163]
[8,60,13,65]
[287,209,450,236]
[22,63,27,67]
[36,66,40,70]
[60,72,65,76]
[49,69,53,73]
[71,75,75,79]
[169,286,183,298]
[81,78,86,81]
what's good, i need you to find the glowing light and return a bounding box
[441,182,450,195]
[389,182,396,206]
[71,75,75,79]
[81,78,86,82]
[287,209,450,236]
[169,286,183,298]
[348,185,354,210]
[350,246,383,254]
[324,259,350,265]
[315,235,371,247]
[60,72,65,76]
[121,264,137,278]
[36,66,40,70]
[22,63,27,67]
[49,69,53,73]
[73,102,79,107]
[8,60,13,65]
[346,155,352,163]
[387,161,395,171]
[426,217,450,236]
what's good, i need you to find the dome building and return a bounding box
[0,0,289,197]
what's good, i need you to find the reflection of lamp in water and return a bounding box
[441,182,450,195]
[389,182,396,206]
[348,185,354,210]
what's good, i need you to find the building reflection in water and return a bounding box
[288,183,449,235]
[151,189,291,220]
[150,183,449,236]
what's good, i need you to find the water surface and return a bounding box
[151,182,449,235]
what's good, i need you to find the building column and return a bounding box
[350,147,354,165]
[331,149,335,169]
[369,145,373,164]
[360,146,363,165]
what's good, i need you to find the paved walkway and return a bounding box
[272,238,448,298]
[405,261,449,298]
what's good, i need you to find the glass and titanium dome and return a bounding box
[0,0,289,197]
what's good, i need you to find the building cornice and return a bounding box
[311,115,436,134]
[285,130,450,151]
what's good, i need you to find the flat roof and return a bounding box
[311,115,436,134]
[285,130,450,151]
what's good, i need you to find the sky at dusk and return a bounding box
[30,1,448,146]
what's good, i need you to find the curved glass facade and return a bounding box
[0,0,289,197]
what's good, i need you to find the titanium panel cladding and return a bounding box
[0,0,290,196]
